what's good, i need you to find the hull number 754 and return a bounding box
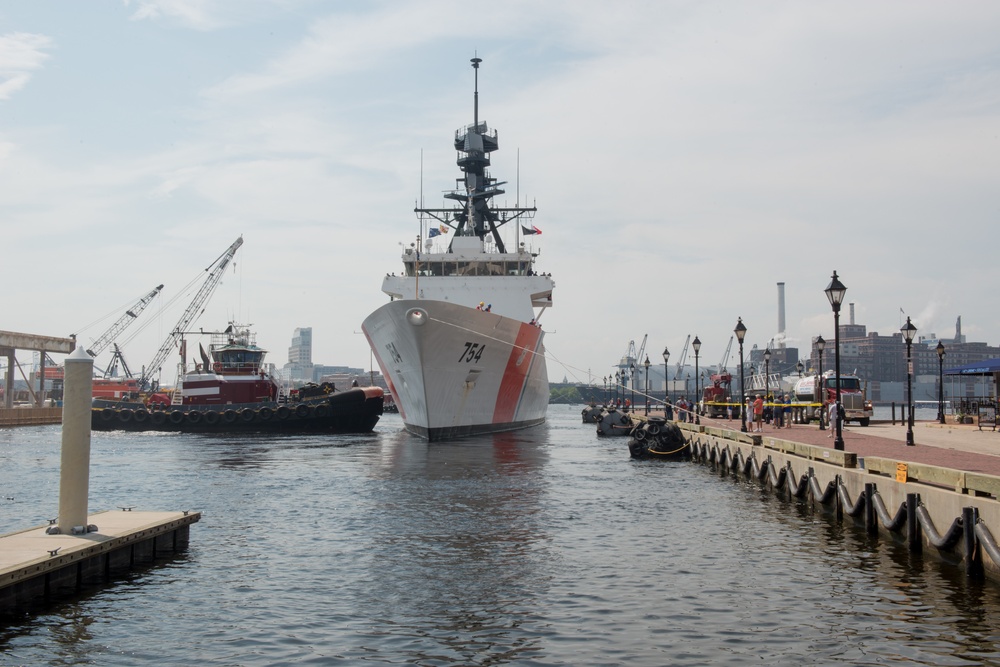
[460,342,485,363]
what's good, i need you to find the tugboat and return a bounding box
[91,323,383,433]
[362,57,554,441]
[626,418,690,460]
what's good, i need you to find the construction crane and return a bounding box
[84,284,164,359]
[139,237,243,389]
[635,334,647,367]
[674,334,690,378]
[718,336,733,372]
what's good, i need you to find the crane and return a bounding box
[139,236,243,389]
[84,284,164,359]
[718,336,733,373]
[635,334,647,368]
[674,334,690,378]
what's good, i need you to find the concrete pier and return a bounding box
[0,510,200,613]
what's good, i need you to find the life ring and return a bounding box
[133,409,149,423]
[295,404,311,418]
[258,407,273,421]
[275,406,290,421]
[100,409,116,422]
[313,403,330,418]
[150,411,166,425]
[213,362,222,373]
[202,410,219,425]
[186,411,202,424]
[240,409,256,422]
[169,411,185,424]
[223,410,238,424]
[118,409,133,423]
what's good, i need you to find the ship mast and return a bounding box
[413,57,536,254]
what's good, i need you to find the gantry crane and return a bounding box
[84,284,164,359]
[139,237,243,389]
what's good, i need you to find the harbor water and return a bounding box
[3,405,1000,666]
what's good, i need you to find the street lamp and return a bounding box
[763,347,771,418]
[902,316,917,446]
[692,336,701,425]
[937,341,946,425]
[796,360,804,377]
[734,318,747,433]
[825,270,847,451]
[662,347,670,414]
[603,375,608,405]
[816,335,826,431]
[644,356,651,415]
[630,362,636,413]
[615,370,620,407]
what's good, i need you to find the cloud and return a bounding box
[0,32,53,100]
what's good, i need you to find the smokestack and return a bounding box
[849,302,855,326]
[776,282,786,348]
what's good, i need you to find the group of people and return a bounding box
[748,393,793,432]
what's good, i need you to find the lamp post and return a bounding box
[937,341,946,425]
[735,318,747,432]
[902,316,917,446]
[692,336,701,425]
[662,347,670,414]
[630,362,636,413]
[615,370,620,407]
[824,270,847,451]
[816,335,825,431]
[763,347,771,425]
[796,360,804,377]
[644,356,651,415]
[603,376,608,405]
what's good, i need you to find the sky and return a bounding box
[2,0,998,387]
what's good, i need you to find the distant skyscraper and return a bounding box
[285,327,314,381]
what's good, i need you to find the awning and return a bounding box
[944,358,1000,376]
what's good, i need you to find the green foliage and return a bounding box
[549,385,584,404]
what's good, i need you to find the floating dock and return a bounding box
[0,509,200,614]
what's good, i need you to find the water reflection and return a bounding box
[357,428,551,664]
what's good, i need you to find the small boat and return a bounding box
[626,418,690,460]
[91,323,383,433]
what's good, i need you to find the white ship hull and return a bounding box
[363,299,548,440]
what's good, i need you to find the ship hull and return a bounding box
[90,387,383,434]
[362,300,548,441]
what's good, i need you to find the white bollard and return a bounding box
[57,346,94,534]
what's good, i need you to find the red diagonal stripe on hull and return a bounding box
[493,323,541,423]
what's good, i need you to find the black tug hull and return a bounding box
[91,388,383,434]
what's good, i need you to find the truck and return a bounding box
[701,372,736,419]
[791,371,873,427]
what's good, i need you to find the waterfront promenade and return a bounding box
[697,415,1000,475]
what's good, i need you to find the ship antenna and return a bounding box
[471,56,481,129]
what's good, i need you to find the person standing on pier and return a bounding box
[753,394,764,432]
